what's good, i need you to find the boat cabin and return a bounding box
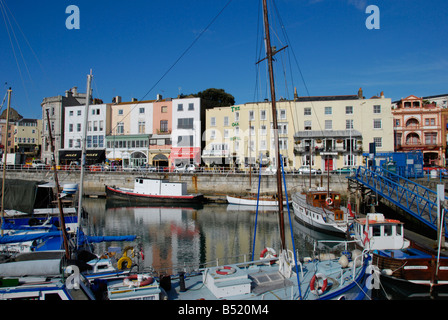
[353,213,408,250]
[134,178,188,196]
[306,190,344,220]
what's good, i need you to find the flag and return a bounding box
[347,202,354,217]
[363,218,370,245]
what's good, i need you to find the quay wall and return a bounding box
[5,171,353,198]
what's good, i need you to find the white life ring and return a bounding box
[123,274,154,287]
[260,247,277,265]
[216,266,236,275]
[325,197,333,206]
[310,273,328,295]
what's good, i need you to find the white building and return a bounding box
[60,103,110,165]
[170,97,204,166]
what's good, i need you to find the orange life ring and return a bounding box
[216,266,236,275]
[325,197,333,206]
[123,274,154,287]
[260,247,277,265]
[310,273,328,295]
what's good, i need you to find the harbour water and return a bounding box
[82,197,343,275]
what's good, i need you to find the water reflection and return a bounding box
[82,197,345,275]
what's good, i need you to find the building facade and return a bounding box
[392,95,444,166]
[202,89,393,171]
[14,118,42,158]
[41,87,88,164]
[60,103,110,165]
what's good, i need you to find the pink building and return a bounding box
[149,98,172,167]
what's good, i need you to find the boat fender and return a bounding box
[260,247,277,265]
[117,256,132,270]
[216,266,236,276]
[310,273,328,295]
[325,197,333,206]
[381,269,393,276]
[123,274,154,287]
[338,255,349,268]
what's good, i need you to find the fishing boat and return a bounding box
[292,187,353,236]
[352,213,448,296]
[105,177,204,204]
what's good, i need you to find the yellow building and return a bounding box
[202,89,393,172]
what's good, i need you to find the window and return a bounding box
[279,123,288,134]
[395,119,400,127]
[425,133,437,144]
[138,121,145,134]
[325,120,332,130]
[69,124,73,132]
[77,123,81,132]
[260,140,267,150]
[178,135,193,146]
[210,130,216,140]
[425,118,436,126]
[346,119,353,129]
[224,129,229,139]
[117,122,124,134]
[69,111,74,116]
[325,107,332,115]
[250,125,255,136]
[249,110,254,121]
[373,119,382,129]
[261,125,267,136]
[280,109,286,119]
[178,118,194,129]
[188,103,194,111]
[161,106,168,113]
[210,117,216,126]
[304,120,312,130]
[235,111,239,121]
[69,139,73,148]
[234,126,239,136]
[260,110,266,120]
[139,107,145,114]
[224,116,229,126]
[304,108,311,116]
[118,109,123,115]
[93,121,98,131]
[99,121,104,131]
[177,104,183,111]
[160,120,168,132]
[374,137,382,148]
[77,110,82,116]
[373,105,381,113]
[279,138,288,150]
[346,106,353,114]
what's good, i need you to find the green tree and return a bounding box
[193,88,235,108]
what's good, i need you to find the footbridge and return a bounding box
[348,166,448,237]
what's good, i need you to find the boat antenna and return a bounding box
[261,0,286,249]
[76,70,93,249]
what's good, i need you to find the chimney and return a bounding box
[71,86,78,96]
[157,94,163,101]
[113,96,122,104]
[294,87,298,101]
[358,87,363,99]
[380,91,384,99]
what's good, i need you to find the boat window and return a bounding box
[384,225,393,236]
[372,225,381,237]
[396,225,402,236]
[43,293,64,300]
[139,179,143,184]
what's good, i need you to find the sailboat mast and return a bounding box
[262,0,286,249]
[46,109,70,260]
[76,71,93,248]
[1,88,12,236]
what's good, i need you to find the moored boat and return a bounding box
[292,188,353,236]
[226,195,287,206]
[105,177,204,203]
[352,213,448,292]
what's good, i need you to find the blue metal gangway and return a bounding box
[350,166,448,237]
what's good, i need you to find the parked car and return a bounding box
[139,164,157,172]
[31,160,46,169]
[174,164,197,173]
[331,167,356,174]
[297,166,321,175]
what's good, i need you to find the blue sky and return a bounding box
[0,0,447,119]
